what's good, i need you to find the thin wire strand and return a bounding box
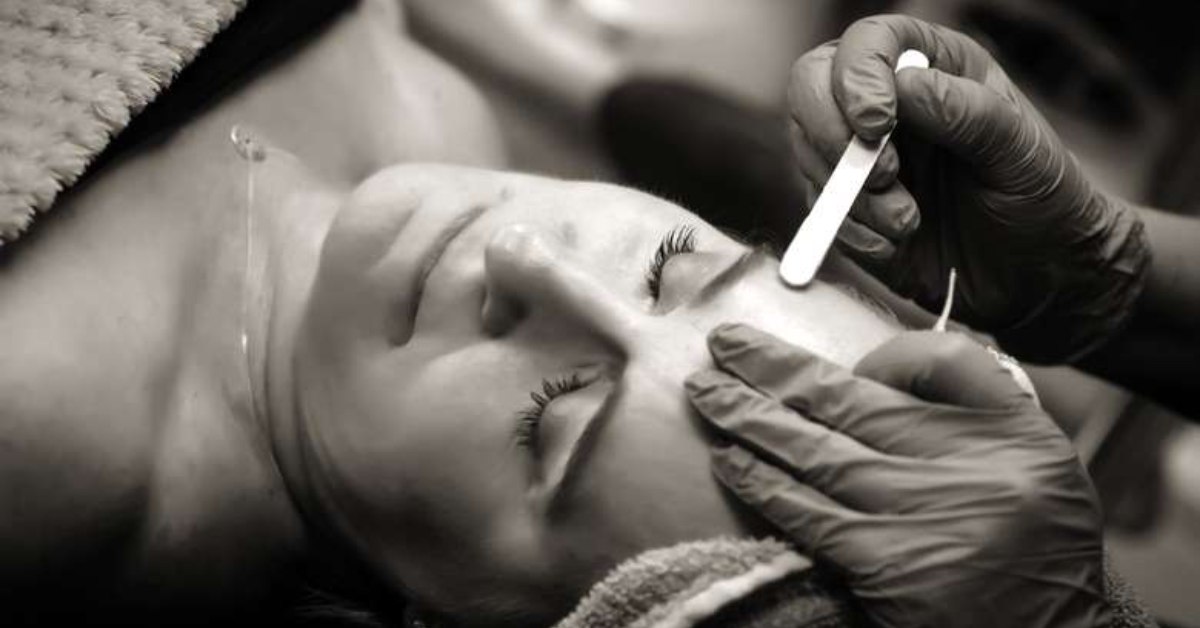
[933,267,957,332]
[242,157,254,360]
[231,125,264,421]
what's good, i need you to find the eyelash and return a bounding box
[515,373,586,452]
[646,225,697,300]
[514,226,695,452]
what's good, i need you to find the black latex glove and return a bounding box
[787,14,1151,362]
[687,323,1107,627]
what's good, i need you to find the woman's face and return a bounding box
[288,164,898,624]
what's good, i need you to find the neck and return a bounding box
[229,137,344,466]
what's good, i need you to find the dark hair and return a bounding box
[288,520,578,628]
[291,579,555,628]
[293,586,394,628]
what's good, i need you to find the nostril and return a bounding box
[481,221,641,350]
[481,223,558,336]
[481,288,526,336]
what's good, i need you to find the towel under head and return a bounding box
[552,536,861,628]
[552,535,1158,628]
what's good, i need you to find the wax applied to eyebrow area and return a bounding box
[779,50,930,288]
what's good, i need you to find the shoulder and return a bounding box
[0,333,156,582]
[0,310,305,609]
[0,235,173,584]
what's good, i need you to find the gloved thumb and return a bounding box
[894,67,1034,181]
[854,331,1036,410]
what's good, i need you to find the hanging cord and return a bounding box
[230,125,267,420]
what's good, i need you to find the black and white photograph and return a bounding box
[1,0,1198,626]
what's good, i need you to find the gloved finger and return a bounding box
[894,67,1036,189]
[711,443,864,557]
[864,141,900,191]
[788,42,904,199]
[854,331,1036,410]
[700,323,984,456]
[699,325,981,459]
[790,116,899,194]
[848,185,920,240]
[688,369,906,506]
[791,128,918,243]
[788,42,854,168]
[835,214,896,262]
[788,123,831,187]
[832,15,983,140]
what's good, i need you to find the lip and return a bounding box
[407,203,493,327]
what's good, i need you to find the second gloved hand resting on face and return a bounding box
[686,323,1108,628]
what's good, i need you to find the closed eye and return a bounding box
[515,373,586,457]
[645,224,697,300]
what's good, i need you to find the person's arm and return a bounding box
[1077,207,1200,418]
[1140,206,1200,331]
[781,14,1200,418]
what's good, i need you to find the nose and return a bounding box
[480,224,645,351]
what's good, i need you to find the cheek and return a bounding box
[334,363,548,586]
[551,375,745,575]
[386,356,528,484]
[310,352,527,527]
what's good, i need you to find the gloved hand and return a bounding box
[787,14,1150,362]
[686,323,1107,628]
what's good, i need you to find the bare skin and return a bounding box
[0,0,501,619]
[0,2,902,625]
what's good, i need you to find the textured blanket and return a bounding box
[553,537,1159,628]
[553,537,859,628]
[0,0,246,244]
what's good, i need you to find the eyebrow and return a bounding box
[543,244,774,512]
[687,245,776,309]
[546,378,625,516]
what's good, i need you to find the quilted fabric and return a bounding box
[0,0,246,244]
